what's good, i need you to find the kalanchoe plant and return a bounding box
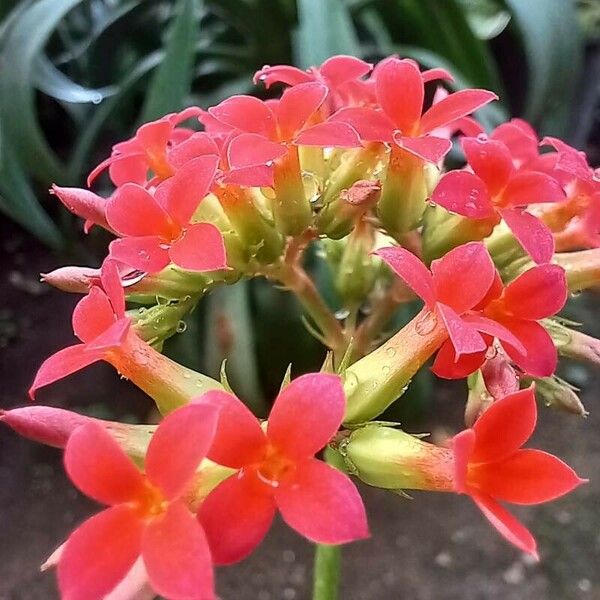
[4,53,599,600]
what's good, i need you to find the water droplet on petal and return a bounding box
[415,311,437,336]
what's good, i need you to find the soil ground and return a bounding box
[1,221,599,600]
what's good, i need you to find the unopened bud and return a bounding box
[51,185,113,233]
[546,318,600,366]
[41,265,99,293]
[343,425,454,492]
[318,180,381,239]
[131,296,197,346]
[523,376,588,416]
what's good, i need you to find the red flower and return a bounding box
[205,81,362,174]
[376,243,519,358]
[433,264,567,379]
[431,136,565,263]
[254,54,372,112]
[29,261,130,398]
[452,388,586,557]
[331,57,496,163]
[106,155,226,273]
[197,373,369,564]
[58,403,218,600]
[88,107,202,187]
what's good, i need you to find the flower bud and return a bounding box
[41,266,99,293]
[378,149,434,237]
[421,205,495,264]
[50,185,113,233]
[546,318,600,366]
[343,308,448,423]
[318,179,381,239]
[523,375,588,416]
[343,425,454,492]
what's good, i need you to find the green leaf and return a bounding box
[0,0,84,183]
[139,0,199,123]
[502,0,583,136]
[0,140,62,248]
[295,0,361,68]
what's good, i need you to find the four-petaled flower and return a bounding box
[29,261,130,398]
[431,135,565,263]
[106,155,227,273]
[197,373,369,564]
[331,57,497,163]
[58,402,218,600]
[452,388,586,557]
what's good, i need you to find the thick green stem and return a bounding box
[312,543,341,600]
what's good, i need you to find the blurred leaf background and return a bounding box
[1,0,598,408]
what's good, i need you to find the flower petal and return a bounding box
[142,501,214,600]
[374,246,435,308]
[145,404,219,500]
[65,422,147,505]
[169,223,227,272]
[196,390,267,469]
[462,137,514,196]
[29,344,104,399]
[491,120,539,165]
[329,107,394,142]
[502,171,565,207]
[452,429,475,493]
[462,314,526,354]
[277,82,327,140]
[431,340,486,379]
[320,55,372,86]
[437,303,487,356]
[109,236,171,274]
[393,134,452,163]
[58,506,143,600]
[227,133,286,168]
[155,155,218,226]
[431,171,496,219]
[470,491,538,557]
[168,132,220,169]
[267,373,345,460]
[101,259,126,319]
[198,473,276,565]
[501,319,558,377]
[208,95,276,139]
[294,121,362,147]
[72,287,116,343]
[471,387,537,463]
[500,208,555,265]
[432,242,496,313]
[502,265,567,320]
[420,89,498,134]
[275,458,369,544]
[376,58,423,133]
[254,64,312,87]
[106,184,173,238]
[473,449,585,505]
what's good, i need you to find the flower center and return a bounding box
[252,444,295,489]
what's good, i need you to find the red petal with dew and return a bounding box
[503,171,565,207]
[431,171,496,219]
[169,223,227,272]
[196,390,267,469]
[470,491,538,557]
[437,303,487,356]
[501,319,558,377]
[375,246,435,308]
[58,505,143,600]
[65,422,147,505]
[432,242,496,313]
[295,121,362,147]
[209,95,277,139]
[199,473,276,565]
[502,265,567,320]
[275,458,369,544]
[109,236,170,274]
[420,89,497,134]
[473,449,585,505]
[393,134,452,163]
[267,373,345,460]
[277,82,327,140]
[471,388,537,463]
[500,208,555,265]
[227,133,286,168]
[329,107,394,142]
[145,404,219,500]
[462,137,514,196]
[142,501,214,600]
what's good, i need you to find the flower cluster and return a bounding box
[4,54,599,599]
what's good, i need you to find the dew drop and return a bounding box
[382,365,391,375]
[335,308,350,320]
[415,311,437,336]
[385,347,396,358]
[176,320,187,333]
[476,133,488,143]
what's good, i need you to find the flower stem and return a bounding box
[312,543,341,600]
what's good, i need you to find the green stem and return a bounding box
[312,541,341,600]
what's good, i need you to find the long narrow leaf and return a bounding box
[139,0,199,123]
[295,0,361,68]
